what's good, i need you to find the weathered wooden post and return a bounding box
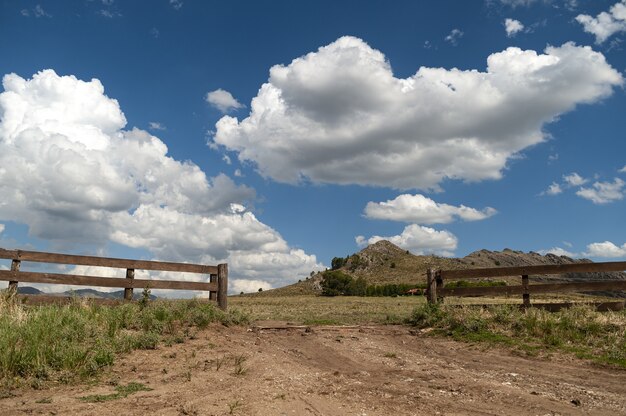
[521,274,530,308]
[217,264,228,310]
[427,268,437,304]
[124,268,135,300]
[8,259,20,294]
[435,270,444,303]
[209,274,217,301]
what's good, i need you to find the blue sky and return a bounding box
[0,0,625,293]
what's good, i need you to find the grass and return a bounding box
[230,295,427,324]
[79,382,152,402]
[0,292,248,387]
[406,303,626,367]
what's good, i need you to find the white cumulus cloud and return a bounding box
[364,194,496,224]
[505,18,525,36]
[231,279,272,294]
[576,178,625,204]
[563,172,588,187]
[206,89,245,113]
[619,165,626,173]
[212,37,622,190]
[543,182,562,195]
[0,69,323,289]
[584,241,626,258]
[356,224,458,257]
[538,247,577,257]
[576,1,626,43]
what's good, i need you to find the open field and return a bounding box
[2,293,626,415]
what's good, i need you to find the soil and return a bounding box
[2,322,625,415]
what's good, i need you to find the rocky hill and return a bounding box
[259,240,626,296]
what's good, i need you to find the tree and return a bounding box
[331,257,346,270]
[320,270,353,296]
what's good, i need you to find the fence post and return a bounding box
[521,274,530,307]
[124,268,135,301]
[427,268,438,304]
[435,270,444,303]
[217,264,228,310]
[8,259,20,294]
[209,274,217,301]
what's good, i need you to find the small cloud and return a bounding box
[148,121,166,131]
[99,9,121,18]
[206,89,245,113]
[538,247,577,257]
[222,154,232,165]
[576,178,625,204]
[0,224,4,234]
[356,224,458,257]
[170,0,183,10]
[444,29,464,46]
[364,194,496,225]
[34,4,50,18]
[619,165,626,173]
[584,241,626,258]
[576,1,626,44]
[563,172,588,187]
[548,153,559,162]
[150,27,160,38]
[234,169,243,177]
[102,0,114,5]
[423,40,432,49]
[542,182,562,196]
[21,5,51,18]
[504,18,525,37]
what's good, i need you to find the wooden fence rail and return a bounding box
[0,248,228,310]
[427,261,626,307]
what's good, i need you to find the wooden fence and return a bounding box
[0,248,228,310]
[426,261,626,308]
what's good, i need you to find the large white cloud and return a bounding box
[585,241,626,258]
[364,194,496,224]
[0,70,323,291]
[576,178,625,204]
[356,224,458,257]
[212,37,622,190]
[576,1,626,44]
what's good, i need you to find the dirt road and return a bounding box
[2,323,625,415]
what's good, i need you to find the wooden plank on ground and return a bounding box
[440,280,626,297]
[440,261,626,280]
[0,270,217,291]
[0,248,217,274]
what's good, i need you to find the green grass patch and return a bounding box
[406,303,626,368]
[0,293,249,386]
[79,382,152,402]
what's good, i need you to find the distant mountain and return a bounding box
[259,240,626,296]
[16,286,157,300]
[17,286,44,295]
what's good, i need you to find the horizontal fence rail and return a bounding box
[0,248,227,309]
[427,261,626,308]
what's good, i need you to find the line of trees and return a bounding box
[320,270,424,297]
[320,271,507,297]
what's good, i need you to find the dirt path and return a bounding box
[2,323,625,415]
